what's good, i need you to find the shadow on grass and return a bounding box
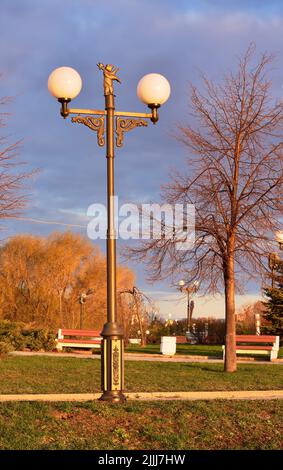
[184,364,224,374]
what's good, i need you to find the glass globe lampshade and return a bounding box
[47,66,82,100]
[178,279,185,287]
[275,231,283,244]
[275,231,283,249]
[268,252,280,270]
[137,73,170,105]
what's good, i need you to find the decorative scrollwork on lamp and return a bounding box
[112,345,120,387]
[71,116,105,147]
[116,117,148,147]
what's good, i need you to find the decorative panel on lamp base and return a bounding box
[99,324,126,402]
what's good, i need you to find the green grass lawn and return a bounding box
[126,343,283,358]
[0,356,282,394]
[126,343,222,356]
[0,356,282,451]
[0,400,282,450]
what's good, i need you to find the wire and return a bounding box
[152,296,186,304]
[9,216,87,228]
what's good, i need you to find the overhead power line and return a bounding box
[9,216,87,228]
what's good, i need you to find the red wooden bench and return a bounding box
[175,336,188,344]
[55,329,102,351]
[222,335,280,361]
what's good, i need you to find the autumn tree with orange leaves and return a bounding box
[0,232,135,330]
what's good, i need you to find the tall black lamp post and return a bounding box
[48,63,170,402]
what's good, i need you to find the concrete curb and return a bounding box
[0,390,282,402]
[126,390,283,401]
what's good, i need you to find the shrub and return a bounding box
[0,321,56,351]
[0,340,14,355]
[188,318,226,344]
[0,320,26,350]
[22,328,56,351]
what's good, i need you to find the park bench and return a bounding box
[55,329,102,351]
[222,335,280,361]
[175,336,188,344]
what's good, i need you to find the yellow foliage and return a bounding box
[0,231,135,330]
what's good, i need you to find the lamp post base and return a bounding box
[99,390,126,403]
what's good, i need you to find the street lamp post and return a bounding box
[268,232,283,288]
[48,63,170,402]
[79,293,87,330]
[268,253,281,289]
[178,280,199,331]
[79,289,94,329]
[275,231,283,251]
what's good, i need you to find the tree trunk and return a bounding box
[134,296,146,346]
[118,295,130,347]
[59,289,64,327]
[224,253,237,372]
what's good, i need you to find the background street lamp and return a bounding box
[268,253,281,288]
[78,288,94,329]
[268,232,283,288]
[178,280,199,331]
[48,63,170,402]
[275,231,283,251]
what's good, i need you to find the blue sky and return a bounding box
[1,0,283,318]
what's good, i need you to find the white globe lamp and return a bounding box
[137,73,170,123]
[48,66,82,100]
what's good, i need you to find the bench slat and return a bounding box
[236,335,276,343]
[236,345,273,350]
[57,342,100,349]
[58,339,101,344]
[175,336,188,344]
[60,329,101,337]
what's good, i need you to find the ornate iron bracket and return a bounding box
[116,117,148,147]
[71,115,105,147]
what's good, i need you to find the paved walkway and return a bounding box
[0,390,282,402]
[10,351,283,364]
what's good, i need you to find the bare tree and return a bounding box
[127,46,283,372]
[0,93,33,222]
[119,286,154,346]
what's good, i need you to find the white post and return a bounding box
[255,313,261,336]
[222,345,225,361]
[270,336,280,361]
[56,328,63,351]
